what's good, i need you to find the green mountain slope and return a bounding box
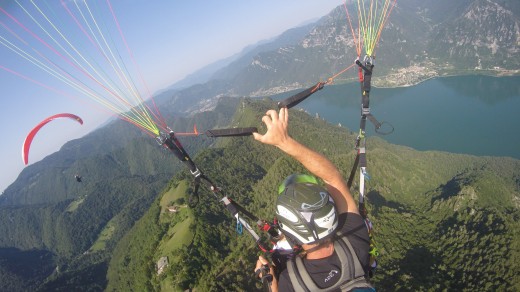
[0,98,240,290]
[1,0,519,289]
[107,98,520,291]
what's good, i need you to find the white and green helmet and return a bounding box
[276,174,338,245]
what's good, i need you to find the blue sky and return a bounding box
[0,0,343,192]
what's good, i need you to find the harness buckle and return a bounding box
[362,107,371,116]
[190,168,201,178]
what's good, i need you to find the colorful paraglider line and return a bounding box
[1,0,166,139]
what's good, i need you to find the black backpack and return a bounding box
[286,234,374,292]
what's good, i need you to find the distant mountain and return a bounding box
[151,22,320,110]
[210,22,318,82]
[1,0,519,290]
[225,0,520,94]
[159,22,317,93]
[158,50,242,93]
[152,0,519,114]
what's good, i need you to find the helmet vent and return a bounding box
[277,205,299,223]
[300,211,313,222]
[300,191,328,210]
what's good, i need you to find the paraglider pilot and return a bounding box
[252,107,373,291]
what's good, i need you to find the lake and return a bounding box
[276,75,520,159]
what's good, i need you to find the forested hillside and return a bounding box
[1,0,519,290]
[0,98,240,291]
[107,98,520,291]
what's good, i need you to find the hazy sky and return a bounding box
[0,0,343,192]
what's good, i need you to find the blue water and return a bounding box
[276,75,520,159]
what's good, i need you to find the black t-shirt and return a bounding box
[277,212,370,292]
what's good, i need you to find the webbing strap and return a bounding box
[278,82,325,109]
[205,127,258,137]
[337,236,366,279]
[347,153,360,188]
[287,261,311,292]
[366,114,381,131]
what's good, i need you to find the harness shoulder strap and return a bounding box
[336,236,366,280]
[286,257,312,292]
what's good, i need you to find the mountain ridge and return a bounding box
[156,0,519,116]
[0,1,519,290]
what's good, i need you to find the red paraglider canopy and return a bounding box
[22,113,83,165]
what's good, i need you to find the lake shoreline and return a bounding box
[374,69,520,89]
[297,75,520,160]
[255,70,520,98]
